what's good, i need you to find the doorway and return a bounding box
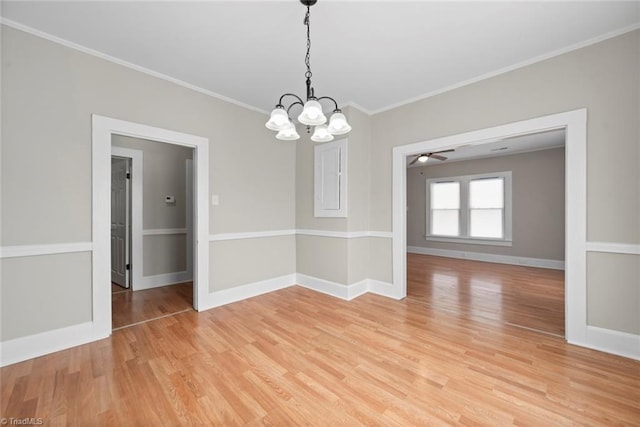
[110,136,196,329]
[391,109,588,346]
[92,115,210,340]
[404,131,566,336]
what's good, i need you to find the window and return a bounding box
[430,181,460,236]
[426,172,512,246]
[469,177,504,238]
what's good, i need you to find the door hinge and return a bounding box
[126,172,131,179]
[126,264,130,270]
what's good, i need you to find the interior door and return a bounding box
[111,157,131,288]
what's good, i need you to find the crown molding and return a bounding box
[2,18,638,119]
[370,23,640,115]
[0,18,270,115]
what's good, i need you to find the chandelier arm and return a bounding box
[286,101,304,116]
[317,96,341,112]
[278,93,305,107]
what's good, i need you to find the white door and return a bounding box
[111,157,131,287]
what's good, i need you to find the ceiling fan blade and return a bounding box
[409,156,419,165]
[429,154,447,161]
[433,149,455,154]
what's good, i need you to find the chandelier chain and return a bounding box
[304,7,312,79]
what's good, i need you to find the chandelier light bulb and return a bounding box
[276,120,300,141]
[265,107,290,131]
[311,124,334,142]
[298,100,327,126]
[327,112,351,135]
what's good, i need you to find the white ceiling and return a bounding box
[407,128,565,167]
[2,1,639,114]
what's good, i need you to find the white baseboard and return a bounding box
[368,279,402,299]
[568,326,640,361]
[135,270,192,291]
[296,274,395,301]
[0,321,108,367]
[347,279,370,300]
[407,246,565,270]
[199,274,296,310]
[296,274,354,300]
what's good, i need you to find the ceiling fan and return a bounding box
[408,149,455,165]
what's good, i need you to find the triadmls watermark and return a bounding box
[1,418,44,426]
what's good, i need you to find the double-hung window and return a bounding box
[426,171,512,246]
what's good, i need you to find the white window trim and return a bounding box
[426,171,512,246]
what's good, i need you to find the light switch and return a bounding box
[211,194,219,206]
[165,195,175,204]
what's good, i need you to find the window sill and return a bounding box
[425,235,513,247]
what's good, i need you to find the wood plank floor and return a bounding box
[2,286,639,425]
[111,282,193,330]
[407,254,565,336]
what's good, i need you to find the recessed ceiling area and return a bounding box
[1,1,638,114]
[407,128,566,167]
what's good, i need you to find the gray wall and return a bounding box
[407,147,566,261]
[112,135,192,277]
[370,30,639,334]
[1,25,296,341]
[296,106,377,285]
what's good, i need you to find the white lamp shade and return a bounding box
[297,100,327,126]
[276,121,300,141]
[418,155,428,163]
[265,108,290,131]
[327,112,351,135]
[310,124,334,142]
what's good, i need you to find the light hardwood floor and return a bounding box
[407,254,565,336]
[2,285,639,425]
[111,282,193,329]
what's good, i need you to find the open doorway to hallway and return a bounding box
[110,135,195,330]
[405,129,566,336]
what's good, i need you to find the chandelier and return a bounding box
[265,0,351,142]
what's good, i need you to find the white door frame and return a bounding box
[392,109,587,345]
[111,147,143,290]
[92,115,209,339]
